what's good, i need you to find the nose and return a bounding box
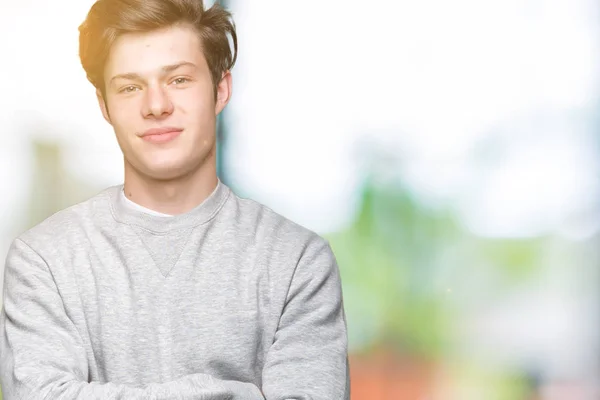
[142,84,174,119]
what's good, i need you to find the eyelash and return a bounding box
[121,86,139,94]
[172,77,190,85]
[118,78,191,94]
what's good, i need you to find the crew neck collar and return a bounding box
[107,179,230,233]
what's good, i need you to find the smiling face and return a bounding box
[98,23,231,182]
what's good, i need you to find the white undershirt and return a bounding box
[120,188,174,217]
[119,182,220,218]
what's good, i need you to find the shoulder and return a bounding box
[226,188,330,255]
[15,186,117,251]
[225,189,339,296]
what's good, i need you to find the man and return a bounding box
[0,0,350,398]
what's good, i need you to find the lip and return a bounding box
[140,127,183,144]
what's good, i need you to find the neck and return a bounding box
[122,157,219,216]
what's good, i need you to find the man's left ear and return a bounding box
[215,71,232,115]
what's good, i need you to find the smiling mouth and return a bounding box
[141,128,183,144]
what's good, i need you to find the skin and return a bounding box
[97,23,232,215]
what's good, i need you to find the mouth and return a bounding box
[140,127,183,144]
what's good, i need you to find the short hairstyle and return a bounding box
[78,0,237,99]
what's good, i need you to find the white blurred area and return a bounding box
[1,0,599,398]
[229,0,600,238]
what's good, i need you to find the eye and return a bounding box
[172,77,190,85]
[120,85,139,93]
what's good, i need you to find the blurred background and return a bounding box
[1,0,600,399]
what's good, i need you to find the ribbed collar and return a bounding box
[105,179,230,233]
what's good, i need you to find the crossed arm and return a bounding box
[0,238,349,400]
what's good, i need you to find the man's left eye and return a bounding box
[173,78,189,84]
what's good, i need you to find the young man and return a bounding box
[0,0,350,399]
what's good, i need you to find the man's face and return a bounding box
[98,24,230,181]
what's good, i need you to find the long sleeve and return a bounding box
[0,238,264,400]
[262,237,350,400]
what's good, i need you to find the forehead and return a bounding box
[104,24,206,79]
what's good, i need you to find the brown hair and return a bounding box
[78,0,237,99]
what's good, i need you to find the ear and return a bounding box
[96,88,112,125]
[214,71,232,116]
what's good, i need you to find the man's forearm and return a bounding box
[5,373,264,400]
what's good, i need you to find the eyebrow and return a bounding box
[109,61,198,86]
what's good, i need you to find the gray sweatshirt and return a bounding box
[0,180,350,399]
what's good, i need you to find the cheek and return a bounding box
[108,101,139,135]
[176,86,215,116]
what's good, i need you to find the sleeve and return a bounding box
[261,237,350,400]
[0,238,264,400]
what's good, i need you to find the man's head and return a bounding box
[78,0,236,181]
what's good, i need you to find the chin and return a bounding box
[131,158,188,181]
[128,149,212,181]
[145,166,191,181]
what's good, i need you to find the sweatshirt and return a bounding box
[0,179,350,399]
